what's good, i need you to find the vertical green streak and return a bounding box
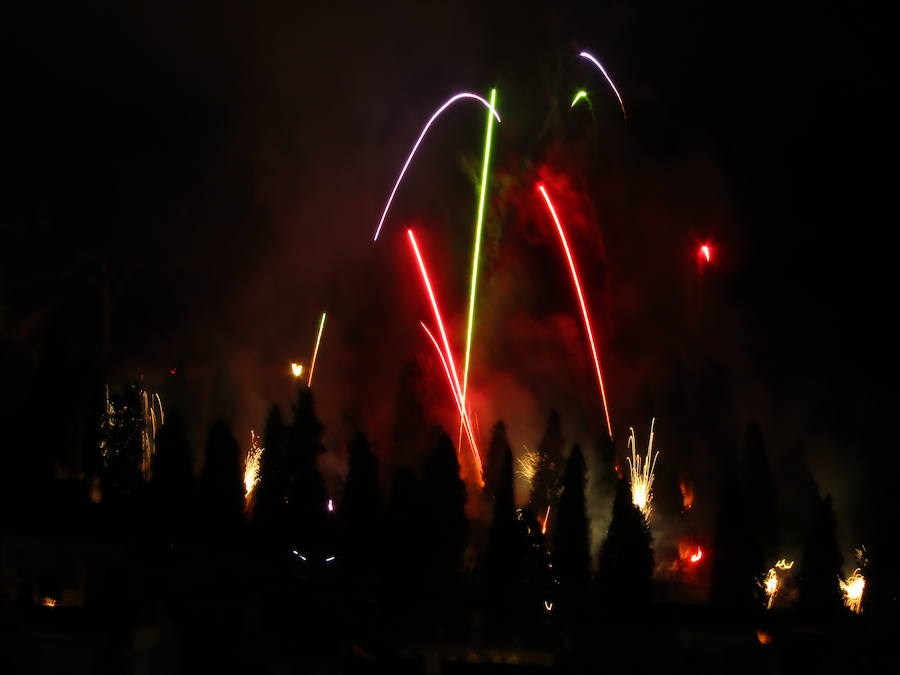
[461,88,497,403]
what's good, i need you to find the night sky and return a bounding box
[1,2,894,554]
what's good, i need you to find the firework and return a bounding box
[775,558,794,570]
[570,90,590,109]
[307,312,327,387]
[763,567,780,609]
[578,51,626,119]
[537,184,613,437]
[419,322,480,470]
[690,547,703,563]
[372,93,501,241]
[626,419,659,519]
[407,229,483,482]
[140,388,164,480]
[541,505,551,535]
[840,570,865,614]
[679,478,694,512]
[460,88,497,426]
[243,431,264,511]
[515,446,540,482]
[291,362,304,378]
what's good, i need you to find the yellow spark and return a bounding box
[626,418,660,519]
[840,569,865,614]
[541,505,551,535]
[544,600,553,612]
[775,558,794,570]
[291,362,304,378]
[243,431,264,511]
[515,446,540,482]
[763,568,780,609]
[41,596,57,607]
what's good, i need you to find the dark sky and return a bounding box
[1,2,894,552]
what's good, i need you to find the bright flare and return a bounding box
[307,312,327,387]
[537,184,613,437]
[775,558,794,570]
[690,547,703,563]
[373,93,501,241]
[243,431,264,511]
[291,363,304,377]
[626,419,660,519]
[763,567,780,609]
[578,52,627,119]
[515,446,540,482]
[840,570,866,614]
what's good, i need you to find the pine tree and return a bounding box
[741,422,777,560]
[253,404,288,529]
[709,471,763,611]
[484,420,512,502]
[598,478,654,609]
[285,386,329,555]
[200,419,244,531]
[552,444,590,616]
[799,494,843,615]
[532,410,564,516]
[340,432,382,579]
[486,448,523,613]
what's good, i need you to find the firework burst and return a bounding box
[243,431,264,512]
[626,419,660,519]
[840,569,866,614]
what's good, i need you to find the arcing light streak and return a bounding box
[537,184,613,437]
[407,229,483,481]
[460,88,497,423]
[307,312,327,387]
[373,93,502,241]
[578,52,626,119]
[570,90,590,109]
[420,322,479,457]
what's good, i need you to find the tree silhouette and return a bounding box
[285,386,329,555]
[200,419,244,532]
[799,494,843,615]
[340,432,382,580]
[253,404,288,530]
[709,471,763,612]
[532,410,564,517]
[552,444,590,617]
[486,448,524,615]
[392,360,431,471]
[384,467,424,618]
[598,478,654,610]
[741,422,777,560]
[420,427,468,605]
[484,420,512,502]
[99,384,145,503]
[147,412,195,545]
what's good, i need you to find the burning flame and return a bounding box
[840,570,865,614]
[41,596,57,607]
[626,419,660,519]
[291,362,304,377]
[243,431,264,511]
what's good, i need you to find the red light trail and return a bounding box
[537,184,613,438]
[407,229,484,483]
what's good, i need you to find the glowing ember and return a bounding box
[291,362,304,377]
[840,569,865,614]
[679,478,694,512]
[327,498,334,513]
[698,242,713,265]
[544,600,553,612]
[41,596,57,607]
[756,630,773,645]
[775,558,794,570]
[307,312,327,387]
[243,431,264,511]
[690,547,703,563]
[540,505,551,535]
[626,419,660,519]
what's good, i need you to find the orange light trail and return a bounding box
[537,184,613,437]
[307,312,326,387]
[407,228,483,482]
[690,547,703,563]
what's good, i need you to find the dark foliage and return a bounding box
[552,444,590,616]
[799,494,843,615]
